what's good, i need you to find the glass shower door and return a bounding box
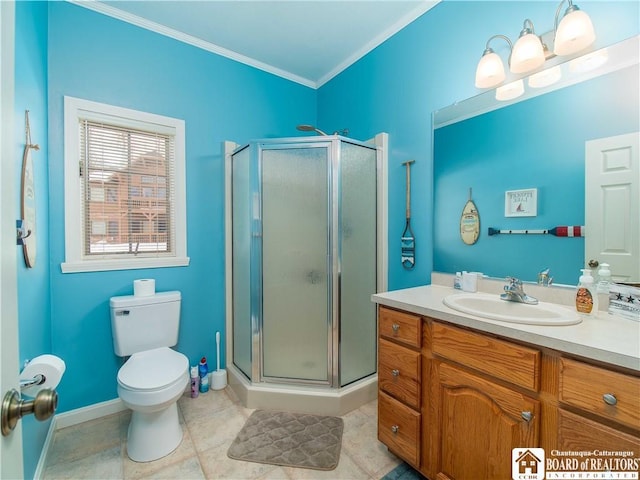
[339,142,377,386]
[231,146,252,379]
[261,145,330,383]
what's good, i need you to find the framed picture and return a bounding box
[505,188,537,217]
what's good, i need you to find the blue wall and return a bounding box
[433,66,639,285]
[12,1,639,477]
[46,1,316,414]
[15,2,51,479]
[317,0,640,290]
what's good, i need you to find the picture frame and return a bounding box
[505,188,537,217]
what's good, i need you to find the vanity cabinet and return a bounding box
[557,357,640,453]
[427,322,541,480]
[376,305,640,480]
[377,307,422,467]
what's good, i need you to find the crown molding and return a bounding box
[316,1,439,87]
[66,0,317,88]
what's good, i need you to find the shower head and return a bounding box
[296,124,329,136]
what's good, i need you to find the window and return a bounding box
[62,96,189,273]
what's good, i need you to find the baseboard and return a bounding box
[54,398,126,430]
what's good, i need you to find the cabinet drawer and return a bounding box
[558,409,640,453]
[379,338,421,409]
[559,358,640,430]
[378,391,420,467]
[432,322,540,391]
[379,307,422,348]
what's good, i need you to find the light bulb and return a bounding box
[511,33,545,74]
[554,8,596,56]
[475,51,506,89]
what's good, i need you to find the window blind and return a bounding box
[79,119,176,258]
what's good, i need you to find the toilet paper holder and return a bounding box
[20,373,46,389]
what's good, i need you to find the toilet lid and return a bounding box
[118,347,188,391]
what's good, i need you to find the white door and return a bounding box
[0,2,25,478]
[585,132,640,283]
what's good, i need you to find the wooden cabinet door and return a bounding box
[431,362,540,480]
[557,409,640,453]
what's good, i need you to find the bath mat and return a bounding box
[227,410,343,471]
[381,462,427,480]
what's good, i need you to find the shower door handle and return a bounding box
[306,270,323,284]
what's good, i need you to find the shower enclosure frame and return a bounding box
[223,133,388,414]
[245,139,340,388]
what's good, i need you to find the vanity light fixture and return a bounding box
[511,19,546,74]
[474,35,512,89]
[528,65,562,88]
[568,48,608,74]
[495,79,525,101]
[554,0,596,56]
[474,0,596,89]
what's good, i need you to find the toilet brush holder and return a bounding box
[210,370,227,390]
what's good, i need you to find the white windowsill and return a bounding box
[61,256,190,273]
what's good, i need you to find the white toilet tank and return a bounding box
[110,291,181,357]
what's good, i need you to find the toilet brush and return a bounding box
[211,331,227,390]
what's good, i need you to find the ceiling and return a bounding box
[76,0,440,88]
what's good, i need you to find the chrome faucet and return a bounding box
[500,277,538,305]
[537,268,553,287]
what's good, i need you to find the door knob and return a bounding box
[588,259,599,268]
[1,388,58,436]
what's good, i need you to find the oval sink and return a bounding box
[443,292,582,326]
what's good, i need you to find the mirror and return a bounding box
[433,36,639,286]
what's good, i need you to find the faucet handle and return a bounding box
[505,276,521,286]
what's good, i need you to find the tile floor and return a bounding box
[43,387,402,479]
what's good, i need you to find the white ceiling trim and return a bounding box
[315,2,438,87]
[67,0,317,88]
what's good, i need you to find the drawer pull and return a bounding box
[392,323,400,333]
[521,411,533,422]
[391,425,399,434]
[603,393,617,406]
[391,369,400,377]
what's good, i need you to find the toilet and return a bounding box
[110,291,189,462]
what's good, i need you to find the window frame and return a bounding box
[62,96,189,273]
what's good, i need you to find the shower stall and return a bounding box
[227,135,383,414]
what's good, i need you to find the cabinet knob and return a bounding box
[391,425,399,434]
[521,411,533,422]
[392,323,400,333]
[602,393,617,406]
[391,369,400,377]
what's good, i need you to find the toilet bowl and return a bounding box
[117,347,189,462]
[109,291,188,463]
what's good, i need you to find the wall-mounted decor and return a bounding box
[20,110,39,268]
[460,188,480,245]
[505,188,537,217]
[401,160,416,269]
[488,225,585,237]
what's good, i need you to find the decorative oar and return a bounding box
[488,226,585,237]
[401,160,415,269]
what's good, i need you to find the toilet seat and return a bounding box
[118,347,188,391]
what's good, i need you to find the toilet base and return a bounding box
[126,402,183,462]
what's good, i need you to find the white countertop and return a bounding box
[372,284,640,372]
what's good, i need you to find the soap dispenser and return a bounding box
[596,263,612,294]
[576,268,598,316]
